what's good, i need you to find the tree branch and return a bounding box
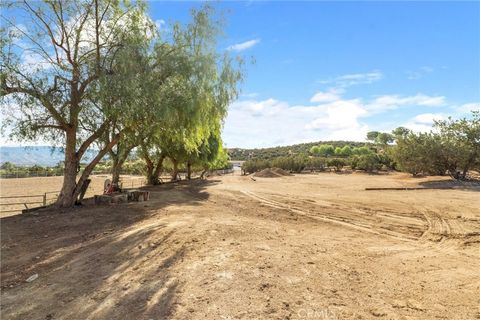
[76,121,110,160]
[2,80,67,128]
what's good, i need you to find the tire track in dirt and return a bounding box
[267,191,426,241]
[419,208,480,247]
[241,190,419,242]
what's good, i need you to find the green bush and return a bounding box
[327,158,346,172]
[350,154,383,172]
[306,157,326,171]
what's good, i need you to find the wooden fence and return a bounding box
[0,177,147,215]
[0,191,59,215]
[0,172,232,215]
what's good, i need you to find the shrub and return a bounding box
[327,158,346,172]
[351,154,382,172]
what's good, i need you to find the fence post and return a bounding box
[43,193,47,206]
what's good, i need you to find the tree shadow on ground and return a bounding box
[0,179,220,320]
[418,179,480,192]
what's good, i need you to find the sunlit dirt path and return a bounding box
[1,173,479,319]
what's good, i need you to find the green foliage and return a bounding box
[230,141,367,161]
[434,111,480,178]
[271,156,307,173]
[390,112,480,178]
[327,158,346,172]
[367,131,394,145]
[242,159,270,174]
[389,132,437,176]
[121,160,146,175]
[334,145,353,157]
[392,127,411,138]
[310,146,320,155]
[350,154,383,172]
[0,161,15,170]
[134,5,244,182]
[305,157,327,171]
[240,113,479,179]
[377,133,394,145]
[352,146,373,155]
[317,144,335,157]
[366,131,380,142]
[241,156,306,174]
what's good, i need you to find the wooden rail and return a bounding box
[0,194,45,199]
[0,192,57,214]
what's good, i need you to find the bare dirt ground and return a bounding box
[0,175,146,216]
[1,172,479,320]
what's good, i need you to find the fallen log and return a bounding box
[22,206,47,214]
[365,187,455,191]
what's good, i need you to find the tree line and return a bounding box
[241,150,391,174]
[242,111,479,179]
[387,113,479,179]
[228,141,366,161]
[1,1,244,207]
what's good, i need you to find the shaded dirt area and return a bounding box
[1,173,479,319]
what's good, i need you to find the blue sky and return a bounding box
[149,1,480,148]
[1,1,479,149]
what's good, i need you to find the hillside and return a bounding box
[227,140,368,161]
[0,146,96,167]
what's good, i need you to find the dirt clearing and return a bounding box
[1,172,479,319]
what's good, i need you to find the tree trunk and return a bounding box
[56,130,122,207]
[461,152,477,180]
[111,142,136,185]
[56,130,79,207]
[186,161,192,180]
[73,134,122,201]
[151,155,165,185]
[144,154,164,185]
[171,159,179,182]
[146,160,155,185]
[111,157,124,185]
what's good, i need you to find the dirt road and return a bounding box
[1,173,479,319]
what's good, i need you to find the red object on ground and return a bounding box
[104,184,114,195]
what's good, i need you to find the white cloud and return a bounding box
[155,19,166,30]
[366,94,447,112]
[227,39,260,51]
[305,99,367,131]
[456,102,480,114]
[318,70,383,88]
[310,89,343,103]
[223,91,455,148]
[223,97,370,148]
[412,113,444,125]
[403,113,444,133]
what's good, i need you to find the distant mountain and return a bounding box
[227,140,369,161]
[0,146,97,167]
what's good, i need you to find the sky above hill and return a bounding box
[1,1,479,149]
[149,1,480,148]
